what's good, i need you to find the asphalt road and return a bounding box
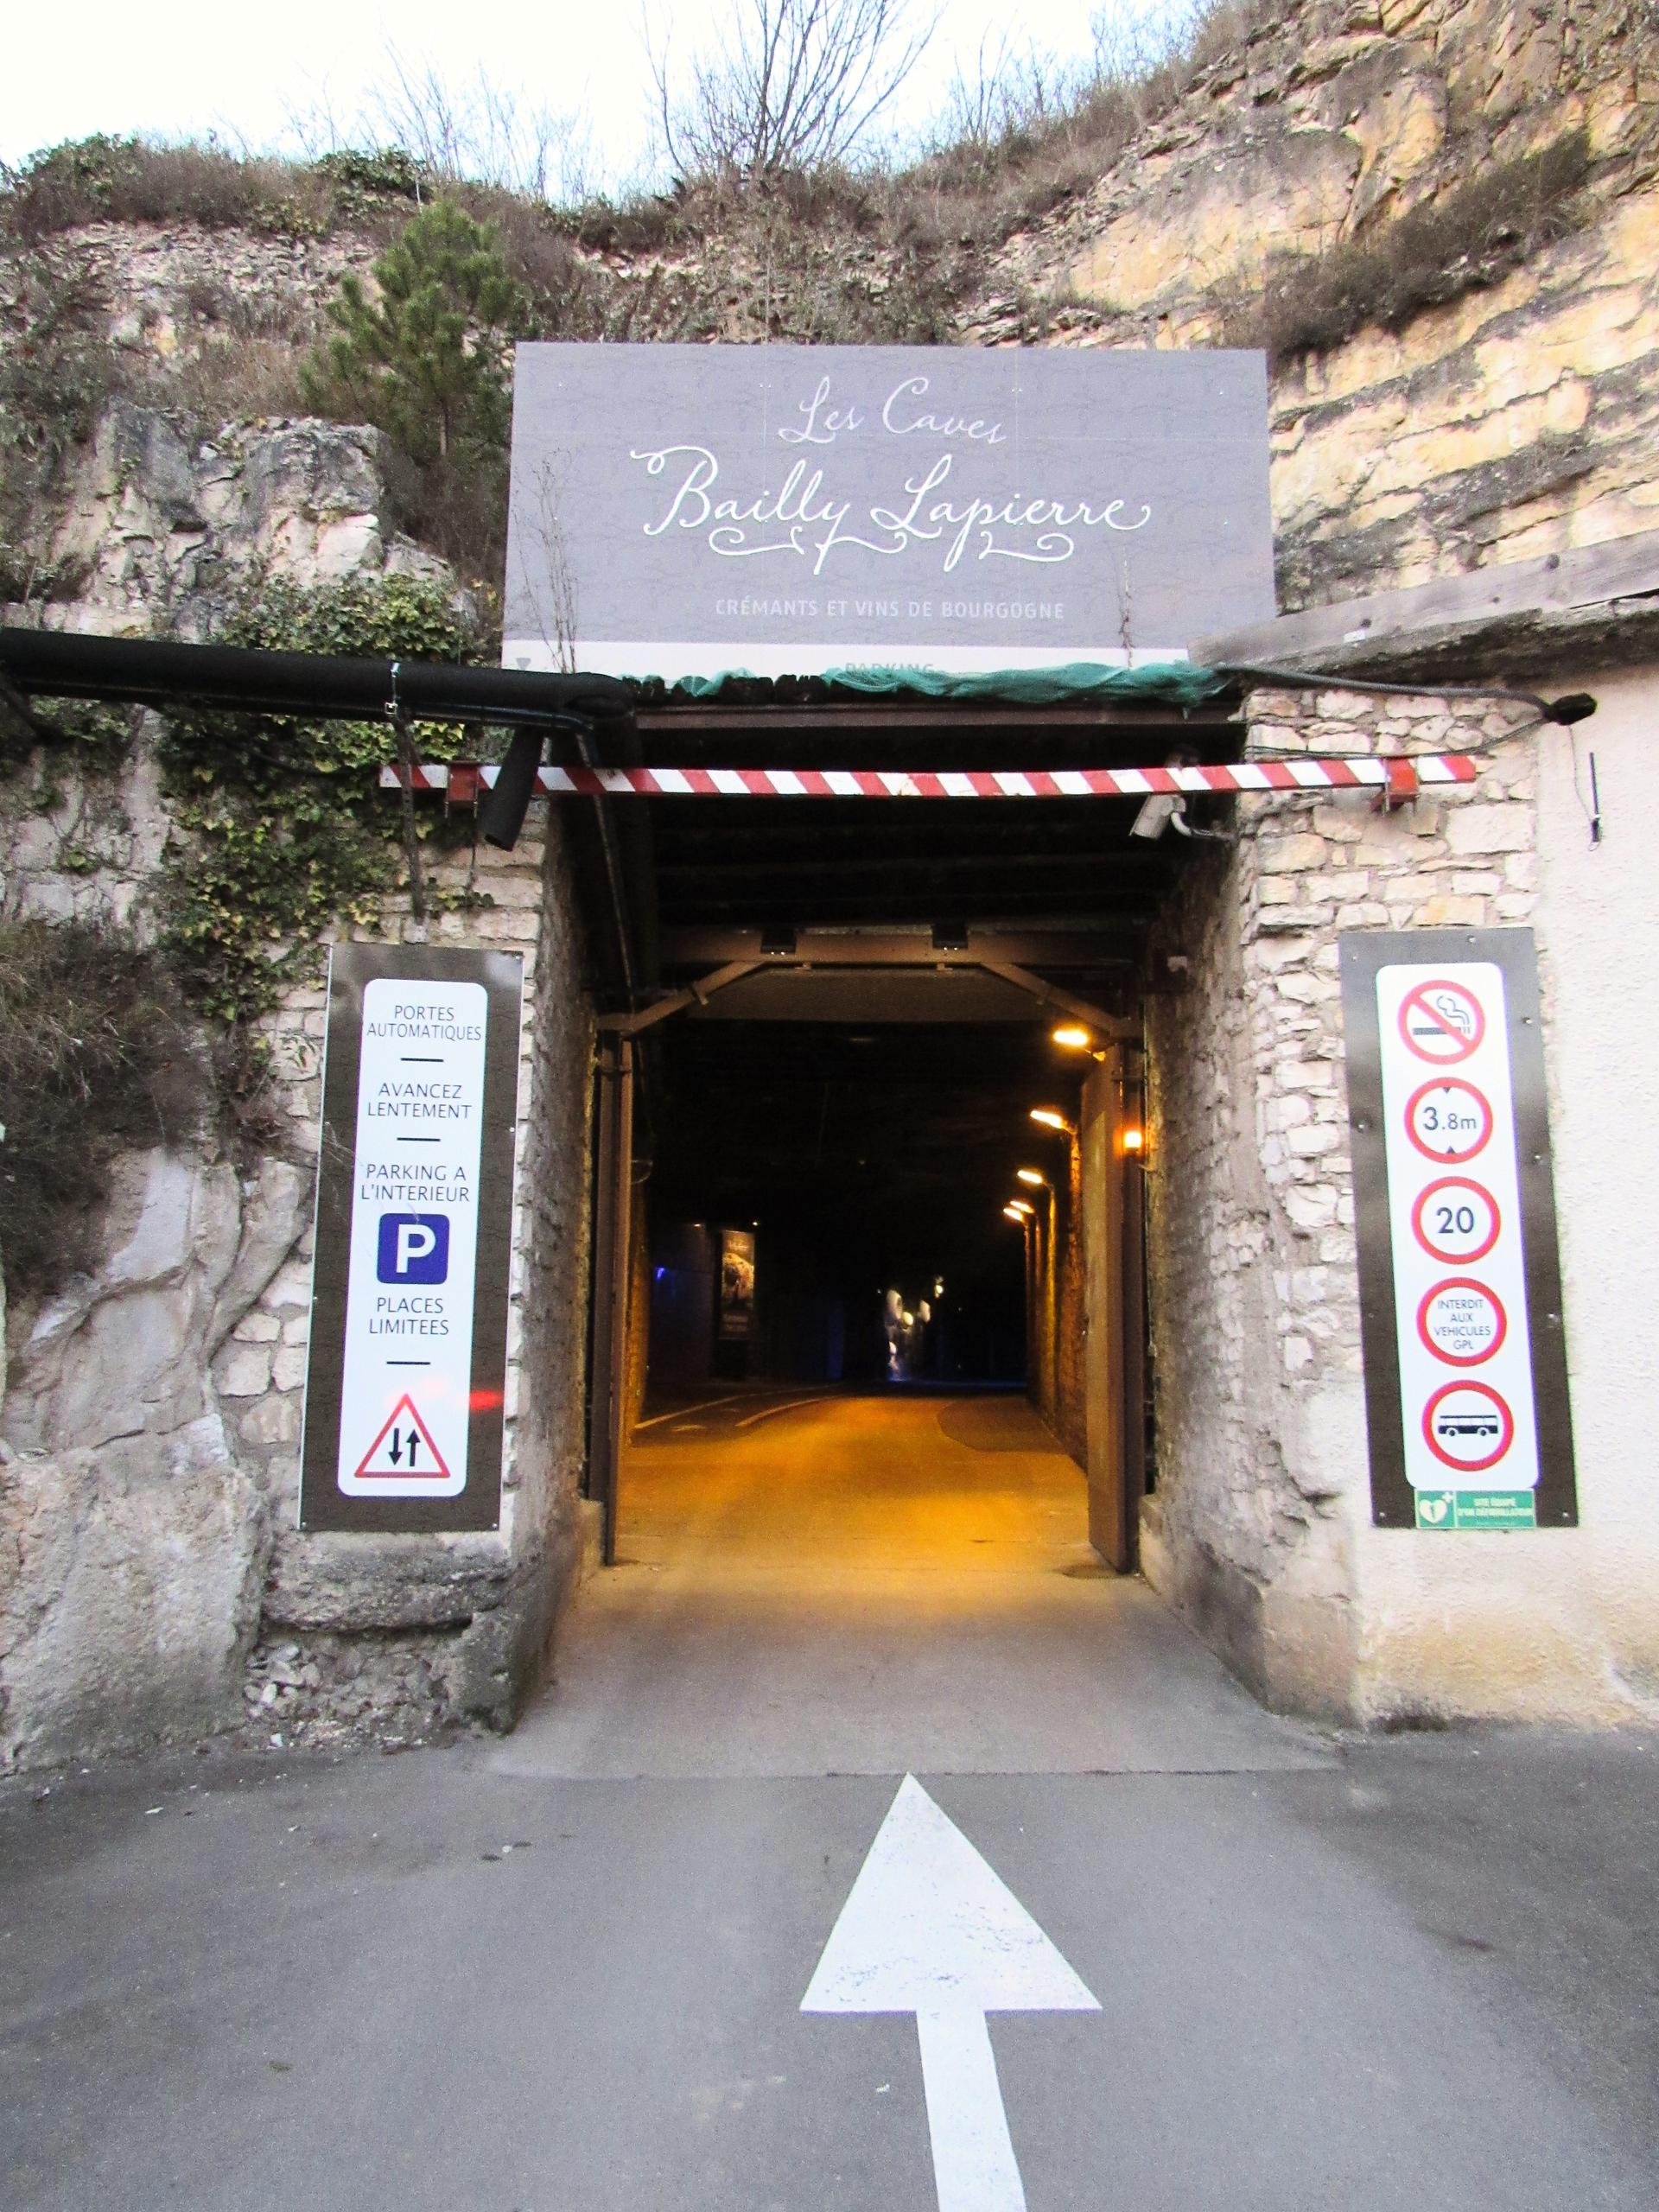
[3,1395,1655,2210]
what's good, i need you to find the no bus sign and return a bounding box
[1340,930,1577,1532]
[299,945,524,1533]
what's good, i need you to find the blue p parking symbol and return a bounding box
[377,1213,450,1285]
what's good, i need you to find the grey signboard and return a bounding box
[1340,929,1577,1532]
[299,944,523,1534]
[504,341,1274,681]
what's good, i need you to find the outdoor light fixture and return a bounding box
[1052,1025,1092,1049]
[1122,1127,1145,1155]
[1129,790,1184,841]
[1007,1197,1036,1217]
[1029,1107,1074,1135]
[1002,1205,1027,1224]
[1016,1168,1046,1188]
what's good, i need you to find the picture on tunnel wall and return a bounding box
[718,1229,755,1341]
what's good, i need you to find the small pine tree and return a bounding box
[303,201,525,465]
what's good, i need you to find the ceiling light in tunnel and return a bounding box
[1122,1127,1146,1155]
[1007,1197,1036,1217]
[1001,1205,1027,1224]
[1016,1168,1046,1188]
[1052,1024,1093,1049]
[1029,1108,1074,1135]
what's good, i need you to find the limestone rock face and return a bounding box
[969,0,1659,611]
[5,1148,241,1453]
[0,1427,266,1767]
[0,1145,308,1767]
[39,400,447,642]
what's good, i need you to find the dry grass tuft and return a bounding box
[1220,130,1594,365]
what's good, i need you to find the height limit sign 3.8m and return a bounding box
[1341,931,1576,1533]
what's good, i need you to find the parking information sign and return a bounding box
[300,946,523,1533]
[1340,931,1576,1531]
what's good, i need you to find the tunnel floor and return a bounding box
[498,1393,1325,1779]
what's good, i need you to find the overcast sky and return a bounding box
[2,0,1178,192]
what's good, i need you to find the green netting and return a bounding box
[661,662,1231,708]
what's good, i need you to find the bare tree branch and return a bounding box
[283,45,597,204]
[650,0,938,181]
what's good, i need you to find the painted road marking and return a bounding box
[632,1393,752,1432]
[803,1776,1098,2212]
[734,1395,839,1431]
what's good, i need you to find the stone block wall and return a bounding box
[1,769,601,1764]
[1142,681,1562,1719]
[226,808,598,1748]
[1027,1136,1089,1471]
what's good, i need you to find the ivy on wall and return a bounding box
[157,572,493,1023]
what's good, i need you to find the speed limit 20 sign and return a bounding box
[1340,930,1577,1531]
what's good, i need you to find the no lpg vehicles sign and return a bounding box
[300,946,524,1533]
[1340,931,1577,1532]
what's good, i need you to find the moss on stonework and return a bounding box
[156,572,497,1025]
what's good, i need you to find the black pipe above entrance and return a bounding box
[0,626,632,732]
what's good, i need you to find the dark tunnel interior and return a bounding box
[637,1011,1093,1390]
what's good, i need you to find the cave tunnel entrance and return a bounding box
[569,683,1241,1589]
[612,984,1152,1592]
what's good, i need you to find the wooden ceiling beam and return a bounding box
[657,927,1145,968]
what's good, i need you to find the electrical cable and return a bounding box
[1205,664,1597,772]
[1215,661,1597,724]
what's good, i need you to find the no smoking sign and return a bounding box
[1398,978,1484,1065]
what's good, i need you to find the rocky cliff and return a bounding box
[7,0,1652,635]
[2,0,1655,1764]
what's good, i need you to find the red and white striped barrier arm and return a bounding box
[380,755,1478,798]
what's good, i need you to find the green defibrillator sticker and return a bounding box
[1414,1491,1538,1531]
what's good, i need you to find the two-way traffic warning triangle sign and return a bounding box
[353,1394,451,1482]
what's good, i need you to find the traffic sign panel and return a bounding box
[1405,1077,1493,1162]
[1422,1380,1516,1474]
[1416,1278,1507,1366]
[352,1394,452,1482]
[1343,937,1574,1529]
[1410,1175,1502,1265]
[299,945,524,1533]
[1398,978,1485,1065]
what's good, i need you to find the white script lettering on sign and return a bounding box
[504,343,1274,680]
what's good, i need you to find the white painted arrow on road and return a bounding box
[802,1776,1099,2211]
